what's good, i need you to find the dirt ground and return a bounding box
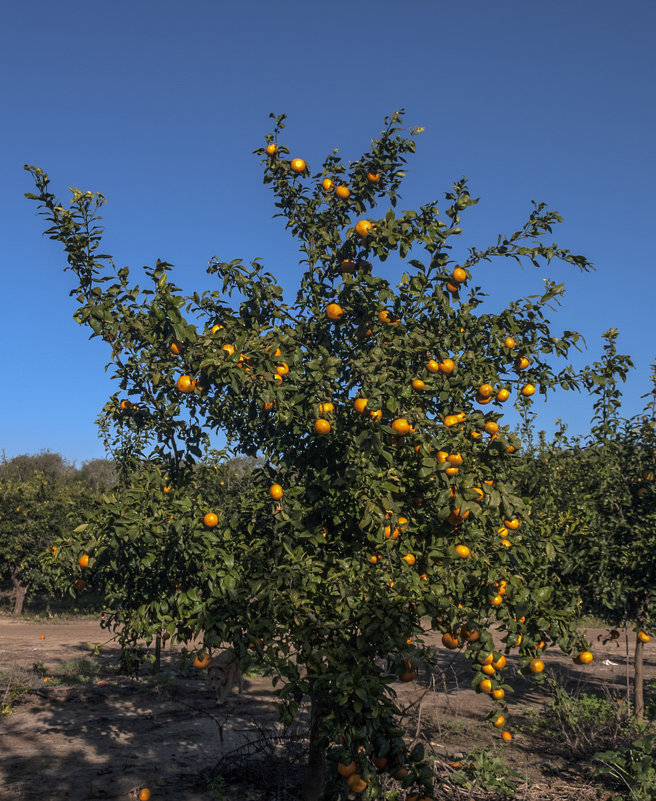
[1,615,654,801]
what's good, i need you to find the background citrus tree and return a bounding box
[27,111,596,800]
[0,452,109,615]
[515,332,656,719]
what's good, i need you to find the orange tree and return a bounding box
[516,331,656,719]
[0,457,94,615]
[27,111,596,798]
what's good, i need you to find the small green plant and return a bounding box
[529,679,625,757]
[594,735,656,801]
[1,676,30,716]
[448,748,521,798]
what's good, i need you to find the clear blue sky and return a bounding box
[2,0,654,464]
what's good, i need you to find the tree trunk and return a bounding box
[301,693,326,801]
[634,635,645,720]
[153,635,162,675]
[10,571,29,617]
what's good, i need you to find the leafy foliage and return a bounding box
[26,111,596,797]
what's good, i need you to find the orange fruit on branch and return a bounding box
[347,774,367,793]
[79,554,89,568]
[355,219,374,238]
[322,178,334,192]
[269,484,283,500]
[391,418,411,435]
[176,375,195,393]
[326,303,344,321]
[521,384,536,397]
[367,172,380,184]
[504,336,516,349]
[337,761,357,778]
[265,143,277,156]
[335,185,351,199]
[354,398,369,414]
[290,158,306,173]
[455,544,470,558]
[203,512,218,528]
[637,631,651,643]
[314,419,331,435]
[514,356,530,370]
[528,658,544,673]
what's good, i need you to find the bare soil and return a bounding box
[1,615,653,801]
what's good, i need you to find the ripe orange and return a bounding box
[461,625,480,643]
[445,466,459,477]
[340,258,355,273]
[269,484,284,500]
[369,409,382,421]
[412,378,425,391]
[319,401,334,413]
[478,383,494,398]
[442,632,460,649]
[452,267,467,283]
[504,518,520,530]
[367,172,380,184]
[263,401,275,411]
[210,323,223,333]
[447,452,463,466]
[163,485,171,494]
[372,755,388,769]
[322,178,334,192]
[326,303,344,321]
[515,356,530,370]
[79,554,89,568]
[496,388,510,402]
[481,663,496,675]
[504,336,516,349]
[402,553,416,566]
[337,761,357,778]
[575,651,594,665]
[290,158,306,173]
[119,399,132,411]
[493,654,507,670]
[521,384,536,397]
[489,594,503,606]
[176,375,195,393]
[528,658,544,673]
[455,544,470,558]
[484,421,499,435]
[266,143,277,156]
[479,678,493,694]
[354,398,369,413]
[193,653,211,669]
[439,359,455,374]
[170,340,184,355]
[637,631,651,643]
[493,715,505,728]
[335,185,351,199]
[492,688,505,700]
[399,667,417,682]
[378,309,398,324]
[501,731,512,742]
[203,512,218,528]
[275,362,289,377]
[314,419,331,435]
[447,508,469,526]
[347,774,367,793]
[138,789,152,801]
[426,359,440,373]
[391,418,411,435]
[445,281,460,294]
[355,219,374,238]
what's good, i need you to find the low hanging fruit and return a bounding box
[269,484,284,500]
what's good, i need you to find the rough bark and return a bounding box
[634,635,645,720]
[153,635,162,675]
[301,693,326,801]
[10,570,29,617]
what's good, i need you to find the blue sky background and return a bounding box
[2,0,654,465]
